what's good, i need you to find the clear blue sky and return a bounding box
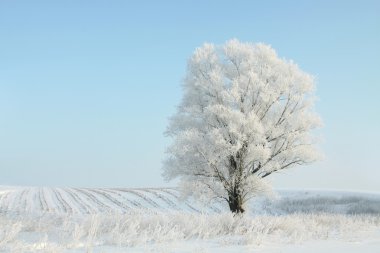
[1,0,379,190]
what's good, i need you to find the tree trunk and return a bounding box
[228,192,245,213]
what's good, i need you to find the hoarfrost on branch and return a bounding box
[163,39,322,213]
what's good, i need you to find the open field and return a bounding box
[0,187,222,215]
[1,187,380,252]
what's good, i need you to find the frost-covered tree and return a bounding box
[163,39,322,213]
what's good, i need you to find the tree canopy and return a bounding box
[163,39,322,213]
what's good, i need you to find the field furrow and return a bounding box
[116,188,160,208]
[102,188,144,209]
[52,188,73,213]
[73,188,113,212]
[160,188,201,213]
[140,188,179,210]
[88,188,131,212]
[63,188,94,214]
[38,187,50,212]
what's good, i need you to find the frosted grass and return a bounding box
[1,189,380,252]
[1,211,379,252]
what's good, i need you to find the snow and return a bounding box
[0,187,379,252]
[163,40,322,212]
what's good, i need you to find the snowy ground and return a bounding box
[0,187,379,252]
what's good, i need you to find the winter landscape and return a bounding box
[1,186,380,252]
[1,1,379,252]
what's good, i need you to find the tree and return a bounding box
[163,39,322,213]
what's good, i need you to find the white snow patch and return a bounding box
[0,187,379,252]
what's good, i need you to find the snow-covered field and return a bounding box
[0,187,379,252]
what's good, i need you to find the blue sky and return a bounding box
[0,0,379,190]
